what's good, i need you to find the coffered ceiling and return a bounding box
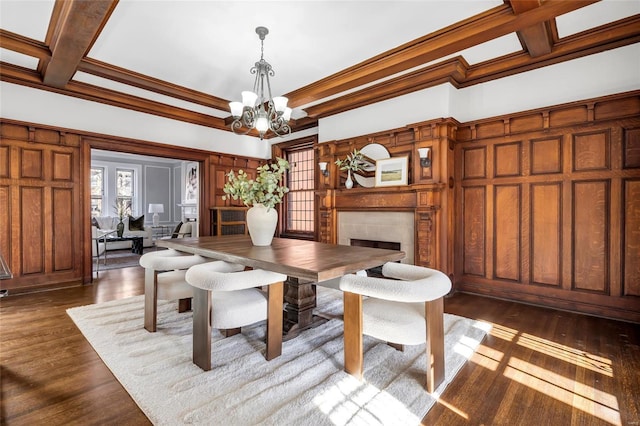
[1,0,639,137]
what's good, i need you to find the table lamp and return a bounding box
[148,204,164,226]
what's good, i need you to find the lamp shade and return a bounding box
[148,204,164,213]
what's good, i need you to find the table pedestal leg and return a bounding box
[283,276,316,334]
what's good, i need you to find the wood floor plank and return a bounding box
[1,266,638,425]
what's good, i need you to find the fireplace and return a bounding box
[350,239,401,276]
[338,211,414,264]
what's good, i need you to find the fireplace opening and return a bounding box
[350,239,401,277]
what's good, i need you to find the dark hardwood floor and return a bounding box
[1,266,638,425]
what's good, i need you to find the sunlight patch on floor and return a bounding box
[504,357,621,426]
[516,332,613,377]
[313,375,420,425]
[436,397,470,420]
[489,323,519,342]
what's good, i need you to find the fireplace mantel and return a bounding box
[316,183,447,269]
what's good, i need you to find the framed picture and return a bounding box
[184,162,198,204]
[375,157,408,187]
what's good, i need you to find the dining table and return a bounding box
[155,235,450,390]
[157,234,406,333]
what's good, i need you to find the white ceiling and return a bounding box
[1,0,639,122]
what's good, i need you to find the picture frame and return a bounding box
[375,156,408,187]
[184,162,198,204]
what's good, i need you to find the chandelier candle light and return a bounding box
[229,27,292,140]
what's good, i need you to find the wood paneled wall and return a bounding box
[0,120,261,294]
[455,92,640,322]
[0,125,83,292]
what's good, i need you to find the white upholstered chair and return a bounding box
[339,262,452,392]
[139,249,211,332]
[185,262,287,371]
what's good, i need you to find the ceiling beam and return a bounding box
[509,0,554,57]
[285,0,598,108]
[1,61,228,130]
[42,0,118,88]
[77,58,231,111]
[0,29,50,61]
[302,15,640,119]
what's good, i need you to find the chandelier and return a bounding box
[229,26,292,140]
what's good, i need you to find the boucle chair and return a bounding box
[185,262,287,371]
[139,249,212,332]
[339,262,452,393]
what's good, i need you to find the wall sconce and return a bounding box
[318,162,329,177]
[417,147,431,168]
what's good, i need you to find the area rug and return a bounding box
[67,287,490,425]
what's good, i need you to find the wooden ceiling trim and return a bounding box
[303,58,469,118]
[463,15,640,85]
[509,0,553,57]
[285,0,598,108]
[77,57,231,111]
[66,80,228,129]
[300,16,639,119]
[0,29,50,61]
[42,0,118,88]
[1,62,227,130]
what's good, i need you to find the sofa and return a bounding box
[92,216,153,250]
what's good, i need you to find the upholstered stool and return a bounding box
[339,262,452,392]
[185,262,287,371]
[139,249,210,332]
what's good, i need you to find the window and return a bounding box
[283,146,314,236]
[90,167,104,217]
[116,168,134,216]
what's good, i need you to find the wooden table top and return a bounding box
[157,235,406,282]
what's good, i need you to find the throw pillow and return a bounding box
[129,215,145,231]
[91,217,100,229]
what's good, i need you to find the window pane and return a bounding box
[91,199,102,217]
[117,169,133,197]
[285,148,314,234]
[90,168,103,196]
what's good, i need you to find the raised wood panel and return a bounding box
[494,185,520,281]
[20,186,44,275]
[510,114,543,134]
[20,148,44,179]
[0,146,9,178]
[531,183,561,286]
[0,186,9,266]
[623,179,640,297]
[475,121,504,139]
[549,105,588,128]
[623,127,640,169]
[573,180,608,294]
[494,142,521,177]
[463,147,486,179]
[52,151,73,181]
[531,137,562,175]
[573,131,610,171]
[594,96,640,121]
[463,186,485,276]
[416,211,435,267]
[52,188,73,271]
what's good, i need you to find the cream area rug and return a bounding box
[67,287,490,425]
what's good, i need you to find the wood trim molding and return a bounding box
[42,0,118,88]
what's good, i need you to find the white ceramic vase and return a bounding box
[345,170,353,189]
[246,203,278,246]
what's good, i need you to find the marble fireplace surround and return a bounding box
[338,211,414,264]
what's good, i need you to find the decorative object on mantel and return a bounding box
[148,204,164,227]
[354,143,390,188]
[375,156,409,187]
[417,147,432,167]
[113,199,128,237]
[222,158,289,246]
[335,148,365,189]
[228,26,292,140]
